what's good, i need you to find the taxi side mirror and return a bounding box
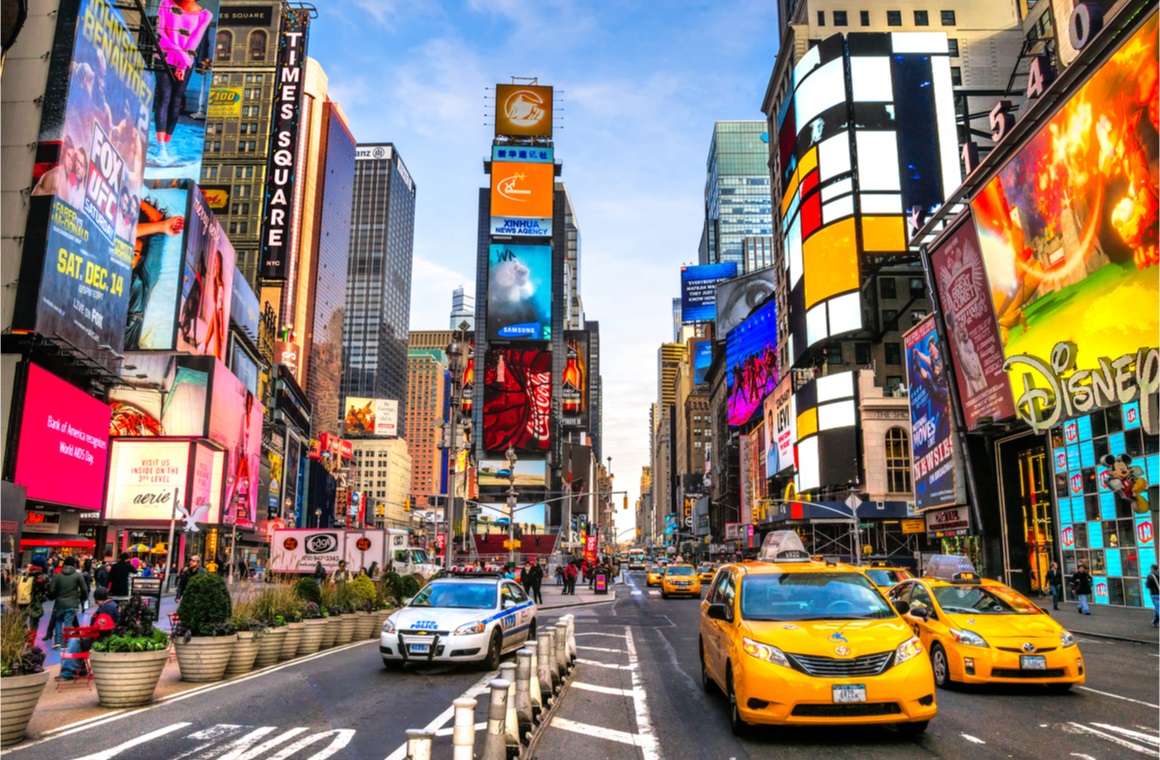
[706,603,732,622]
[893,600,910,615]
[910,605,932,621]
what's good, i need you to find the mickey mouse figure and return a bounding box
[1101,454,1150,514]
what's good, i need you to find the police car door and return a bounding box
[500,582,532,645]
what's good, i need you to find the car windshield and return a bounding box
[740,572,895,621]
[409,582,495,609]
[933,584,1040,615]
[667,566,695,576]
[411,550,430,565]
[865,569,903,587]
[698,566,713,573]
[649,567,661,573]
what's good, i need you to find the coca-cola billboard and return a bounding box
[482,348,551,452]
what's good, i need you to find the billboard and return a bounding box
[343,398,399,437]
[970,14,1159,414]
[492,145,553,164]
[208,360,263,529]
[229,263,260,341]
[13,363,111,511]
[477,459,547,491]
[482,348,552,452]
[489,161,554,237]
[494,84,553,138]
[104,439,224,524]
[487,244,552,340]
[716,267,776,335]
[268,529,388,574]
[562,332,589,427]
[260,8,311,280]
[930,215,1014,429]
[126,181,190,350]
[905,316,959,510]
[175,188,235,361]
[16,0,152,357]
[726,297,778,426]
[764,375,795,475]
[109,356,213,437]
[793,371,859,492]
[692,339,713,386]
[680,263,737,323]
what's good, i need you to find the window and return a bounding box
[817,10,825,25]
[855,342,872,365]
[914,10,929,25]
[248,30,267,61]
[215,30,232,61]
[825,344,843,365]
[879,277,897,299]
[951,66,963,86]
[947,38,959,56]
[885,342,902,365]
[885,375,904,393]
[883,309,898,328]
[908,277,925,297]
[887,10,902,26]
[885,428,912,493]
[941,10,956,25]
[860,10,870,25]
[833,10,848,25]
[205,166,218,179]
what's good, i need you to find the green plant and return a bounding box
[319,583,340,616]
[229,595,266,634]
[379,572,422,607]
[349,575,376,612]
[294,577,322,605]
[331,582,354,614]
[176,573,235,638]
[303,602,323,620]
[117,594,159,638]
[0,608,45,677]
[91,629,169,653]
[273,615,286,628]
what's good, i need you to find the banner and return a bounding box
[487,244,552,340]
[681,263,737,323]
[905,315,959,510]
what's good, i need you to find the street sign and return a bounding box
[845,493,863,511]
[467,506,482,516]
[683,516,693,528]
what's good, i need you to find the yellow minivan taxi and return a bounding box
[662,564,702,598]
[646,566,664,587]
[888,556,1084,692]
[700,531,936,735]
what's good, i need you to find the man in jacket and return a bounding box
[1045,562,1063,611]
[525,560,544,605]
[48,557,89,649]
[1071,563,1093,615]
[56,586,120,681]
[17,556,51,639]
[176,555,207,603]
[108,552,137,599]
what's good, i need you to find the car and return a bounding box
[698,565,717,583]
[700,531,937,736]
[662,564,702,598]
[646,566,664,587]
[887,556,1084,692]
[862,564,914,589]
[380,574,536,670]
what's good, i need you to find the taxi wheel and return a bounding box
[661,591,669,599]
[897,720,929,736]
[699,641,713,694]
[726,665,750,736]
[1046,683,1073,694]
[930,643,953,689]
[481,630,502,672]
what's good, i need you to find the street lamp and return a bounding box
[442,320,471,573]
[505,447,518,569]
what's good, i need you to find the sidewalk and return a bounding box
[536,576,619,610]
[1043,599,1158,645]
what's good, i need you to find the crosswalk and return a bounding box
[1063,722,1160,755]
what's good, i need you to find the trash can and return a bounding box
[594,573,608,594]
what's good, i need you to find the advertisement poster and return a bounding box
[489,161,554,237]
[763,375,795,476]
[176,190,235,361]
[189,441,225,525]
[104,440,191,522]
[726,297,778,426]
[681,263,737,323]
[109,357,211,437]
[127,181,190,350]
[140,0,223,182]
[482,348,552,452]
[18,0,152,357]
[738,435,753,525]
[13,363,111,511]
[970,14,1158,401]
[716,268,776,335]
[494,84,553,138]
[343,398,399,437]
[562,331,589,425]
[905,316,958,510]
[692,339,712,385]
[930,216,1014,429]
[487,244,552,340]
[208,361,263,529]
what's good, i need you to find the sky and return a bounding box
[310,0,779,541]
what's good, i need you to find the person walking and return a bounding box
[175,555,207,603]
[563,561,578,595]
[16,557,51,640]
[526,560,544,605]
[108,552,137,600]
[329,560,354,584]
[1147,564,1159,628]
[48,557,89,649]
[313,562,327,584]
[1071,563,1093,615]
[1045,562,1063,611]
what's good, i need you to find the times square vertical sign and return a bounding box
[259,9,310,280]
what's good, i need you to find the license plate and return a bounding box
[409,644,430,654]
[1020,655,1046,670]
[832,684,867,703]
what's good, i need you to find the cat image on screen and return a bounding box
[489,256,542,337]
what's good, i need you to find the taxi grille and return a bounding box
[787,651,893,677]
[991,668,1065,678]
[791,702,901,717]
[401,629,449,637]
[997,646,1057,653]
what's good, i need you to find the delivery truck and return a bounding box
[268,528,439,577]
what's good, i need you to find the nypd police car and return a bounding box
[379,574,537,670]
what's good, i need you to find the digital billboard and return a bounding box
[126,181,190,350]
[716,268,777,335]
[562,332,589,427]
[680,263,737,323]
[726,297,778,427]
[487,244,552,341]
[13,363,111,511]
[477,459,547,491]
[970,13,1158,411]
[175,189,235,361]
[792,371,859,492]
[494,84,553,139]
[482,348,551,452]
[207,360,263,529]
[109,356,212,437]
[343,398,399,437]
[104,439,224,524]
[692,339,713,386]
[764,375,795,476]
[15,0,152,357]
[229,262,260,342]
[905,316,959,510]
[489,161,554,237]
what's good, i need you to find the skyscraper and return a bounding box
[703,122,773,266]
[405,347,449,505]
[449,286,475,330]
[342,143,417,421]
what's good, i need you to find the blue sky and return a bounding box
[311,0,779,538]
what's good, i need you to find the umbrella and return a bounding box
[150,543,168,554]
[126,543,151,553]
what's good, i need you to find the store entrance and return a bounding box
[996,433,1054,597]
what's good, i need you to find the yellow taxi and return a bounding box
[698,565,717,583]
[700,531,936,736]
[887,555,1084,692]
[646,566,665,587]
[862,563,915,590]
[661,564,702,598]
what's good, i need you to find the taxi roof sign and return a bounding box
[757,530,811,563]
[924,554,977,581]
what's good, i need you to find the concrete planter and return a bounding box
[224,631,261,678]
[372,608,393,635]
[89,649,168,708]
[319,617,338,649]
[0,671,50,748]
[253,626,287,669]
[333,614,356,645]
[297,619,327,656]
[353,611,377,640]
[279,622,305,660]
[174,635,237,682]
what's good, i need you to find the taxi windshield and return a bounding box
[933,584,1040,615]
[740,572,894,621]
[865,569,904,587]
[667,566,695,576]
[409,582,495,609]
[698,566,713,573]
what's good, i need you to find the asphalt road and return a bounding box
[532,570,1160,760]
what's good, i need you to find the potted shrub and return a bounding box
[89,595,170,708]
[350,575,379,639]
[173,573,237,682]
[278,586,306,660]
[252,587,288,669]
[332,583,356,645]
[318,583,339,650]
[0,609,48,748]
[224,596,264,678]
[371,575,396,632]
[293,579,327,656]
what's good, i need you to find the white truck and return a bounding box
[269,528,439,578]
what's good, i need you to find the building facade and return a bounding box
[405,348,449,505]
[702,121,773,267]
[351,438,412,530]
[450,286,475,331]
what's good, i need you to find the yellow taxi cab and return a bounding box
[887,555,1084,692]
[661,564,702,598]
[862,563,915,590]
[646,566,665,587]
[698,564,717,583]
[700,531,936,736]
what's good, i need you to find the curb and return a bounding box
[1070,629,1158,645]
[540,592,617,612]
[523,664,575,759]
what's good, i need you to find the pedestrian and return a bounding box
[1070,563,1093,615]
[313,562,327,584]
[56,586,120,682]
[521,560,535,595]
[555,564,564,587]
[48,556,89,649]
[1147,564,1159,629]
[176,555,207,603]
[94,558,111,591]
[329,560,353,584]
[527,560,544,605]
[15,557,51,640]
[564,561,578,595]
[1045,562,1063,611]
[367,561,379,579]
[108,552,137,599]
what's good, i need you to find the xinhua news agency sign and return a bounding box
[259,10,310,280]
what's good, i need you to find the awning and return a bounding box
[19,535,96,549]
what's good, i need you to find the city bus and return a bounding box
[627,548,647,570]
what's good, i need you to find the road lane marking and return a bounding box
[632,590,642,596]
[267,729,355,760]
[961,734,986,744]
[551,716,640,746]
[572,682,635,697]
[624,627,660,760]
[1076,686,1160,709]
[574,632,627,639]
[1067,723,1156,755]
[576,645,624,653]
[1089,724,1160,745]
[221,727,310,760]
[382,671,496,760]
[577,658,635,670]
[648,590,660,596]
[71,723,192,760]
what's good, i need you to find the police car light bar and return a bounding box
[757,530,811,563]
[924,554,977,582]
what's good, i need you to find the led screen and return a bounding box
[692,339,713,386]
[207,360,263,529]
[905,315,959,509]
[562,332,588,426]
[127,182,190,350]
[726,297,778,426]
[681,263,737,323]
[494,84,553,138]
[104,440,192,522]
[175,189,235,361]
[343,398,399,437]
[482,348,551,452]
[716,268,776,335]
[489,161,554,236]
[109,356,212,437]
[791,371,859,492]
[487,244,552,341]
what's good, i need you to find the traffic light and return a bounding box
[403,498,412,512]
[623,495,629,510]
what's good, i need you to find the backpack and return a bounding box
[16,576,34,605]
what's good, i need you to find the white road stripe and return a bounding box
[574,632,627,639]
[624,627,660,760]
[550,717,640,746]
[383,671,496,760]
[267,728,355,760]
[576,645,624,653]
[1089,723,1160,745]
[1068,723,1155,755]
[631,590,642,596]
[571,682,635,697]
[1077,686,1160,709]
[577,658,636,670]
[71,723,192,760]
[961,734,986,744]
[648,590,659,596]
[220,727,310,760]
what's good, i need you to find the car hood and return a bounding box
[388,606,493,632]
[743,618,912,656]
[946,612,1064,641]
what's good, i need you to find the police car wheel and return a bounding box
[930,643,952,688]
[481,630,502,671]
[382,659,402,671]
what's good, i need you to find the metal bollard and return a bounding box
[481,679,510,760]
[563,614,577,663]
[515,649,535,732]
[405,729,434,760]
[451,697,477,760]
[545,627,563,688]
[525,640,543,711]
[553,625,568,678]
[499,662,521,747]
[537,632,556,700]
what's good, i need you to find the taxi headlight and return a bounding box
[894,636,923,664]
[742,637,790,667]
[454,621,486,636]
[949,628,989,648]
[382,618,396,634]
[1060,630,1076,648]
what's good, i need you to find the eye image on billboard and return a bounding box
[716,268,776,335]
[726,297,778,427]
[905,315,958,509]
[482,348,552,452]
[494,84,553,138]
[125,181,190,350]
[680,263,737,323]
[175,190,235,361]
[487,244,552,341]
